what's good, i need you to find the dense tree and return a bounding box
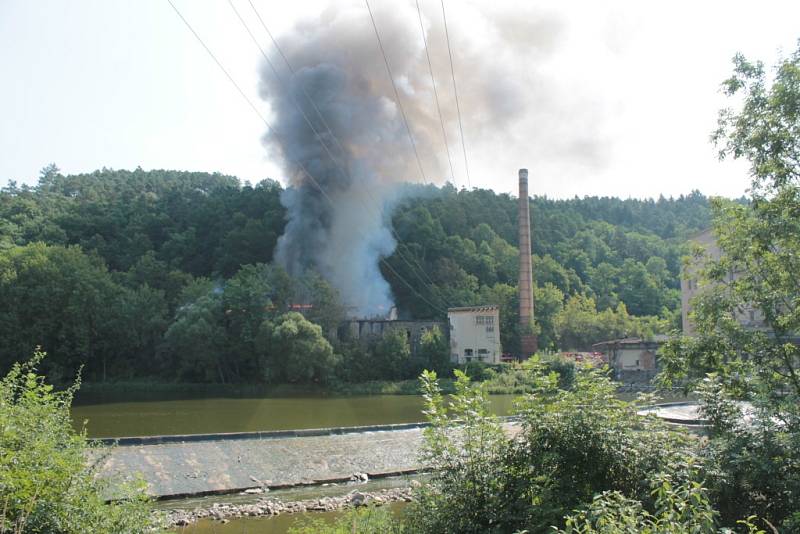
[658,42,800,531]
[371,328,412,381]
[554,294,666,351]
[267,312,338,384]
[660,42,800,400]
[414,326,451,376]
[0,165,714,382]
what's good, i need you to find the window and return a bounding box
[478,349,489,354]
[486,315,494,325]
[486,325,494,333]
[464,349,474,356]
[476,316,484,325]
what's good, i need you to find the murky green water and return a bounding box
[73,389,693,532]
[71,394,518,438]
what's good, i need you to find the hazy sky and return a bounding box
[1,0,798,199]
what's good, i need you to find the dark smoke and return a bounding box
[258,1,581,317]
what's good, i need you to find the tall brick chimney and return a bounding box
[518,169,538,357]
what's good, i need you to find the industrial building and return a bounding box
[338,317,444,355]
[334,169,535,364]
[592,336,667,383]
[447,305,501,364]
[681,228,767,335]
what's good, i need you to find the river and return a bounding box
[72,392,515,533]
[71,392,518,438]
[72,390,692,533]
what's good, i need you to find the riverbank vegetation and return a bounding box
[0,351,156,533]
[74,356,578,400]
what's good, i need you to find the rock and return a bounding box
[410,479,422,488]
[243,487,263,494]
[350,492,367,506]
[351,472,369,482]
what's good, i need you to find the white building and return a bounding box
[447,305,501,364]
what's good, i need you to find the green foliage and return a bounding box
[1,166,708,383]
[407,365,692,534]
[267,312,339,384]
[557,475,765,534]
[414,325,452,377]
[409,370,510,534]
[658,42,800,531]
[389,185,705,351]
[0,351,156,533]
[286,505,403,534]
[0,242,168,382]
[555,294,667,350]
[696,377,800,530]
[371,328,412,381]
[662,40,800,400]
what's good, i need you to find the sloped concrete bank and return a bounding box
[95,404,699,502]
[95,423,431,500]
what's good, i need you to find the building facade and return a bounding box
[447,305,501,364]
[337,318,444,355]
[681,229,766,336]
[591,336,666,382]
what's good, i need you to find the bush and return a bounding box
[697,376,800,531]
[405,364,693,534]
[557,475,765,534]
[0,351,156,533]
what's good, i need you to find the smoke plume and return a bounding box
[258,1,580,317]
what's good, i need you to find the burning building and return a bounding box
[338,315,444,355]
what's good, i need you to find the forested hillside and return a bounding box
[0,166,712,383]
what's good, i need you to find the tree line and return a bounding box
[0,165,711,383]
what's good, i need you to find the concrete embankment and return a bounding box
[96,403,699,501]
[95,422,439,500]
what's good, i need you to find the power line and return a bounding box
[226,0,342,169]
[246,0,349,168]
[239,0,452,310]
[166,0,270,130]
[365,0,428,185]
[440,0,471,189]
[167,0,449,316]
[363,0,457,305]
[415,0,457,189]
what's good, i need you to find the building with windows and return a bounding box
[592,336,667,382]
[681,228,766,335]
[337,318,444,355]
[447,305,501,364]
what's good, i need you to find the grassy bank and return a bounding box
[76,378,455,399]
[76,358,576,400]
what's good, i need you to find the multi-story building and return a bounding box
[447,305,501,364]
[681,228,766,336]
